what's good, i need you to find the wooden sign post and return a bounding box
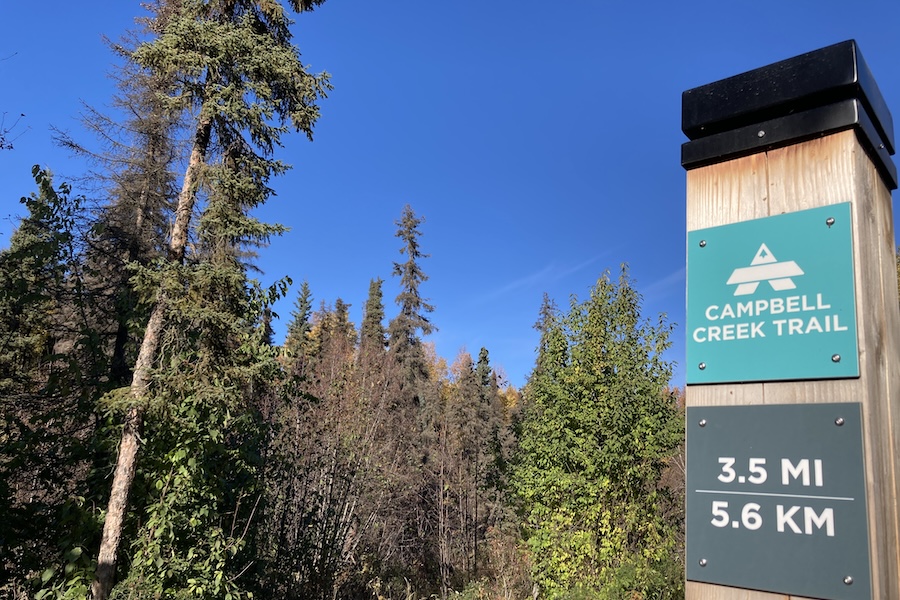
[682,41,899,600]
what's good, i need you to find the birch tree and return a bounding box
[512,268,683,599]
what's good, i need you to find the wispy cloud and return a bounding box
[642,266,686,299]
[477,253,609,303]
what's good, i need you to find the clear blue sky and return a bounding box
[1,1,898,389]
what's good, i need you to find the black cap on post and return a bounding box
[681,40,896,190]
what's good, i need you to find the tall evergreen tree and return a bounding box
[91,1,330,597]
[387,205,435,387]
[283,280,315,381]
[360,277,386,356]
[0,170,98,597]
[308,298,356,384]
[285,280,314,356]
[475,348,493,393]
[0,170,74,393]
[331,298,355,345]
[512,268,683,599]
[54,18,182,387]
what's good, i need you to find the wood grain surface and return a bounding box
[685,130,900,600]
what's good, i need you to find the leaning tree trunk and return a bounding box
[91,117,211,600]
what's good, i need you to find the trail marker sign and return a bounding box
[683,40,900,600]
[686,202,858,384]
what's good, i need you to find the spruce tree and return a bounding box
[0,170,95,596]
[332,298,355,345]
[475,348,492,393]
[0,171,73,393]
[360,277,386,356]
[387,205,435,387]
[284,279,314,369]
[53,12,184,388]
[91,1,330,597]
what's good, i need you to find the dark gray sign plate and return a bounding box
[686,403,870,599]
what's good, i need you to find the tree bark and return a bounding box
[91,117,211,600]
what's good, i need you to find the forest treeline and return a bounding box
[0,1,685,599]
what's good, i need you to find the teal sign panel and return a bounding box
[686,403,871,599]
[687,203,858,383]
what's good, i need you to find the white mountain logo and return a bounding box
[726,243,804,296]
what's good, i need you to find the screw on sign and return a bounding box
[686,203,859,383]
[686,403,871,599]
